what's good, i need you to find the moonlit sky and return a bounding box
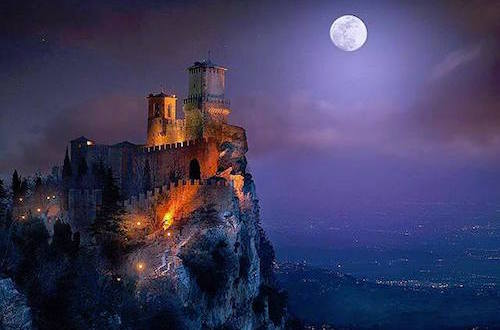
[1,0,499,229]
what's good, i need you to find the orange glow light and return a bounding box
[167,231,171,237]
[136,221,141,226]
[163,212,173,230]
[36,208,41,212]
[136,262,145,272]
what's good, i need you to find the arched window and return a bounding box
[189,159,201,180]
[167,104,172,118]
[154,103,161,117]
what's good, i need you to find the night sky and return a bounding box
[1,0,499,228]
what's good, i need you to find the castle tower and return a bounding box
[183,60,231,140]
[146,93,178,146]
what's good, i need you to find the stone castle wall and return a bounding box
[135,137,220,195]
[122,178,235,226]
[73,137,220,198]
[147,118,187,146]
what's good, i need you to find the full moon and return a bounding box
[329,15,367,51]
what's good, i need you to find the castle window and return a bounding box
[154,103,161,117]
[167,104,172,118]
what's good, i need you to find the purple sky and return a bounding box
[1,0,499,227]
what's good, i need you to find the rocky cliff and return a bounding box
[0,127,285,329]
[121,132,286,329]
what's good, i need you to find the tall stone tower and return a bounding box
[183,60,231,140]
[147,93,178,146]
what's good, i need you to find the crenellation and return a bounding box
[120,177,234,215]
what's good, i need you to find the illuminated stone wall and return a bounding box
[147,94,187,146]
[122,179,235,231]
[138,138,220,191]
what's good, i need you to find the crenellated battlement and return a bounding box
[122,178,232,212]
[163,119,186,127]
[142,138,209,153]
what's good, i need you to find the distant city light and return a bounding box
[52,195,56,199]
[47,196,51,200]
[21,215,26,220]
[19,198,23,202]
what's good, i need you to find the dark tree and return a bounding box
[91,168,126,264]
[11,170,21,198]
[11,170,25,206]
[32,175,44,206]
[20,179,28,197]
[34,176,42,193]
[51,220,79,256]
[62,147,72,179]
[0,179,7,218]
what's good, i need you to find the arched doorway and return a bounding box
[189,159,201,180]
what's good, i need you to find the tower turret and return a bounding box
[147,93,178,146]
[183,60,231,139]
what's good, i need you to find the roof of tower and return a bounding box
[147,92,177,98]
[188,59,227,71]
[71,136,91,143]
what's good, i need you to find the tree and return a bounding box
[51,220,79,256]
[12,170,21,196]
[32,175,44,206]
[0,179,7,218]
[11,170,23,206]
[62,147,72,179]
[34,176,42,193]
[91,168,126,264]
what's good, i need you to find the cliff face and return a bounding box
[121,131,285,329]
[1,125,284,329]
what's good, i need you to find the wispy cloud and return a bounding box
[430,44,482,80]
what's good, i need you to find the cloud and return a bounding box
[0,94,144,176]
[393,40,500,157]
[430,44,482,80]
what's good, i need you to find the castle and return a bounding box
[67,59,248,226]
[70,60,244,194]
[9,60,284,329]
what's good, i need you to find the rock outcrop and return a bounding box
[122,134,285,329]
[0,278,33,330]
